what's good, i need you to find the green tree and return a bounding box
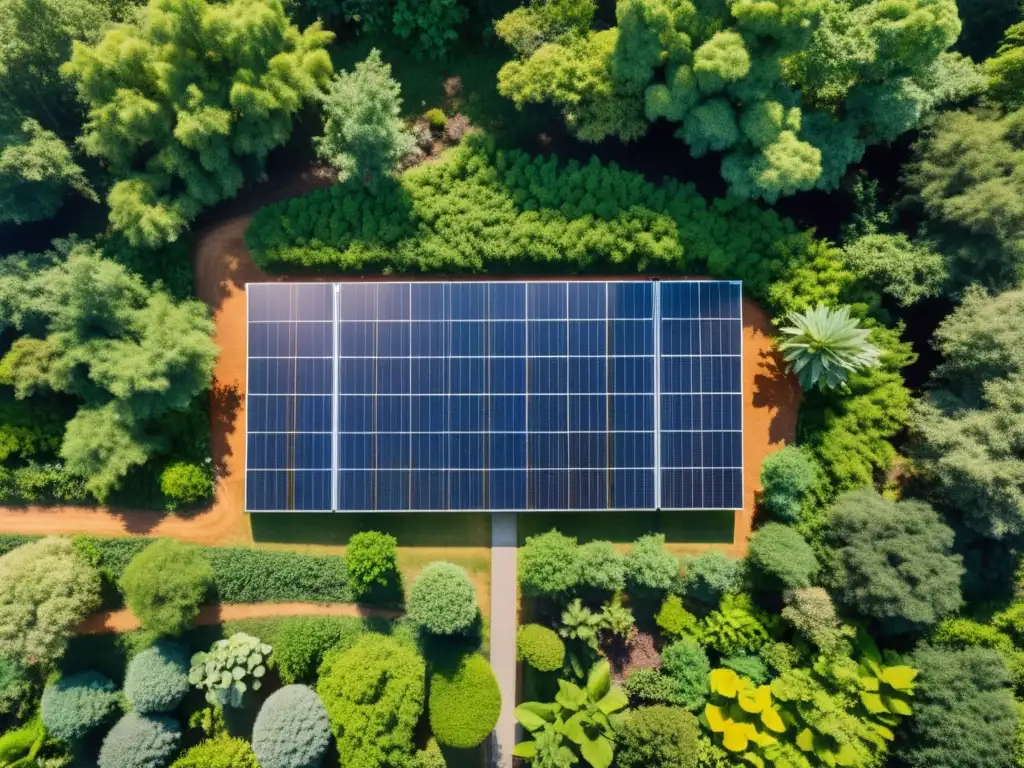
[407,562,479,635]
[61,0,334,247]
[746,524,818,591]
[315,50,415,184]
[841,233,948,306]
[778,304,881,392]
[616,706,699,768]
[659,636,711,712]
[392,0,465,60]
[759,446,820,522]
[41,671,120,743]
[428,654,501,749]
[345,531,400,601]
[251,685,332,768]
[985,21,1024,109]
[822,490,964,636]
[520,530,581,599]
[120,540,213,635]
[957,0,1023,61]
[625,533,678,594]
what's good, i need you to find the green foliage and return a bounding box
[392,0,465,60]
[316,50,415,184]
[781,587,852,656]
[576,541,626,594]
[822,489,965,636]
[251,684,331,768]
[158,462,213,510]
[517,624,566,673]
[99,713,181,768]
[0,536,100,668]
[188,633,271,709]
[624,668,681,707]
[759,446,821,523]
[121,540,213,636]
[625,534,678,594]
[747,524,818,591]
[170,736,259,768]
[656,595,698,640]
[316,635,425,768]
[986,23,1024,109]
[559,599,604,652]
[720,655,769,686]
[412,739,446,768]
[660,636,711,712]
[41,671,120,743]
[778,305,881,392]
[933,618,1016,655]
[408,562,478,635]
[428,654,501,748]
[205,547,352,604]
[345,531,399,601]
[842,233,948,306]
[514,660,627,768]
[0,715,45,765]
[520,530,581,599]
[697,594,769,656]
[272,616,370,684]
[702,668,786,757]
[894,646,1017,768]
[617,706,699,768]
[0,654,34,723]
[123,641,190,714]
[424,109,447,129]
[677,552,745,607]
[61,0,333,247]
[598,594,633,638]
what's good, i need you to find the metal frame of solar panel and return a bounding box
[245,280,743,513]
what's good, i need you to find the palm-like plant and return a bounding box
[778,305,880,392]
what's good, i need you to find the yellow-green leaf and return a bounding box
[705,704,729,733]
[880,666,918,691]
[711,668,741,698]
[722,722,750,752]
[760,705,785,734]
[796,727,815,752]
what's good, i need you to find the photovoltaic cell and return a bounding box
[245,280,743,512]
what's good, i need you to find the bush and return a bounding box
[408,562,478,635]
[656,595,698,640]
[697,594,769,655]
[252,684,332,768]
[98,713,182,768]
[624,668,681,706]
[346,531,399,601]
[205,547,352,604]
[317,635,425,768]
[516,624,565,673]
[120,540,213,635]
[519,530,580,598]
[617,706,699,768]
[413,739,446,768]
[759,446,819,522]
[676,551,745,607]
[424,108,447,129]
[188,633,271,708]
[781,587,850,654]
[720,654,769,685]
[40,671,120,743]
[0,536,100,668]
[170,736,258,768]
[428,654,501,748]
[159,461,212,509]
[124,641,190,713]
[932,618,1015,655]
[0,655,33,722]
[576,541,626,593]
[0,715,45,765]
[272,616,371,684]
[746,524,818,590]
[659,636,711,712]
[626,534,679,594]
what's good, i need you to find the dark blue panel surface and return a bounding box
[248,396,331,432]
[249,284,334,322]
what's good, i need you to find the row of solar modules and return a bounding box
[245,280,743,513]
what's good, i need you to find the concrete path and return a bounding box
[489,513,518,768]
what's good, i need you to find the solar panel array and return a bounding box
[245,281,743,513]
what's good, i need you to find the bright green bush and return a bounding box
[516,624,565,672]
[123,641,189,714]
[252,684,332,768]
[428,654,501,748]
[413,739,446,768]
[120,540,213,636]
[98,713,182,768]
[697,594,769,655]
[205,547,352,604]
[272,616,370,684]
[170,736,259,768]
[188,633,271,708]
[159,461,212,509]
[626,534,679,594]
[317,635,425,768]
[660,636,711,712]
[746,524,818,590]
[624,668,681,706]
[656,595,699,640]
[932,618,1015,655]
[40,671,120,743]
[617,706,699,768]
[424,108,447,129]
[677,551,745,607]
[576,540,626,593]
[408,562,478,635]
[346,531,399,601]
[519,530,580,598]
[0,715,45,765]
[759,446,820,522]
[720,654,769,685]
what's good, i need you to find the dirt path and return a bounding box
[76,601,403,636]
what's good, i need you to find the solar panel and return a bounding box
[244,280,743,513]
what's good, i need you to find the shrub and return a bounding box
[759,446,819,522]
[413,739,446,768]
[516,624,565,672]
[781,587,851,654]
[98,713,182,768]
[576,541,626,593]
[170,736,259,768]
[0,655,34,721]
[617,706,699,768]
[677,551,745,607]
[424,108,447,129]
[778,304,880,392]
[932,618,1015,655]
[120,540,213,636]
[159,461,212,509]
[428,654,501,748]
[252,684,332,768]
[660,636,711,712]
[408,562,478,635]
[206,547,351,603]
[720,654,769,685]
[40,671,120,743]
[346,531,399,601]
[624,668,681,706]
[746,524,818,591]
[0,715,45,765]
[626,534,679,594]
[317,635,425,768]
[0,536,100,668]
[519,530,580,598]
[656,595,698,640]
[697,594,769,655]
[124,641,190,714]
[188,633,271,708]
[272,616,370,684]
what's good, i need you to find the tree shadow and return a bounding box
[752,348,802,446]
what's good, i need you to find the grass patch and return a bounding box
[250,512,491,548]
[518,511,734,548]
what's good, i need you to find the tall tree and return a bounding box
[62,0,334,247]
